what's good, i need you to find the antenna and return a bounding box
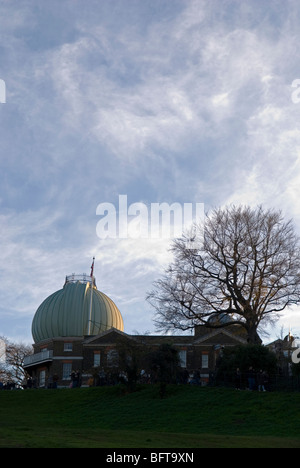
[88,257,95,335]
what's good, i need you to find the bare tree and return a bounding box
[0,336,33,385]
[147,206,300,344]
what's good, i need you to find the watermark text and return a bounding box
[0,338,6,362]
[96,195,204,248]
[0,79,6,103]
[292,340,300,364]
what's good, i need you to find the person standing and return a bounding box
[247,367,255,391]
[235,368,242,390]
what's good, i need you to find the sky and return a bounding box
[1,0,300,345]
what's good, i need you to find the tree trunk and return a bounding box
[246,324,262,345]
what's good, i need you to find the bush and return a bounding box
[146,344,180,398]
[216,344,278,385]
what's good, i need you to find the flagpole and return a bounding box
[88,257,95,335]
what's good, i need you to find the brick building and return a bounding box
[23,273,248,387]
[266,332,299,376]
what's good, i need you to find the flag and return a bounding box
[90,257,95,278]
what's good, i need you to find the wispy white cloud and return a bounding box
[2,0,300,342]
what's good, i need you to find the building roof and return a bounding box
[32,277,124,343]
[82,326,248,348]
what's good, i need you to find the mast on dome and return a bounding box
[88,257,95,335]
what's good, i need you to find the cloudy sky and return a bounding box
[1,0,300,344]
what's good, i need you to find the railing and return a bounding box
[212,371,300,392]
[23,350,53,367]
[65,274,95,285]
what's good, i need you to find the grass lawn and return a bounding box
[0,385,299,448]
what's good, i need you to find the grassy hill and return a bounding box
[0,385,299,448]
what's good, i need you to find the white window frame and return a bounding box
[39,370,46,387]
[63,363,72,380]
[107,349,119,367]
[94,352,101,367]
[179,350,187,368]
[64,342,73,352]
[202,353,209,369]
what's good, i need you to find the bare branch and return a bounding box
[147,205,300,343]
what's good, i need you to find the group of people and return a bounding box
[87,369,132,387]
[22,375,60,389]
[235,367,269,391]
[0,381,17,390]
[70,370,81,388]
[87,368,208,387]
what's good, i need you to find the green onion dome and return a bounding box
[32,275,124,343]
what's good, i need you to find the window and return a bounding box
[63,363,72,380]
[94,352,101,367]
[107,349,119,367]
[39,370,46,387]
[64,342,73,352]
[179,350,187,368]
[202,353,209,369]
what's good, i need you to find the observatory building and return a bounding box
[24,271,126,387]
[32,274,124,342]
[24,267,249,388]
